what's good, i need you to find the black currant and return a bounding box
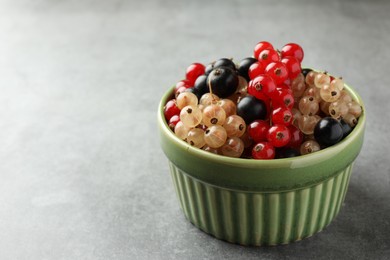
[238,57,257,81]
[237,95,267,124]
[314,117,343,147]
[213,58,236,71]
[207,67,238,98]
[275,147,300,159]
[340,119,353,139]
[185,87,202,100]
[205,62,215,75]
[193,75,209,96]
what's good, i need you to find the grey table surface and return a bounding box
[1,0,389,259]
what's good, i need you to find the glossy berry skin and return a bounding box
[248,62,266,80]
[185,87,202,100]
[248,75,277,101]
[213,58,236,71]
[271,107,293,126]
[281,56,301,80]
[238,57,258,81]
[168,115,180,130]
[258,49,279,66]
[248,120,270,143]
[314,117,343,147]
[186,63,205,86]
[252,142,275,160]
[237,95,267,124]
[273,89,295,109]
[267,124,291,147]
[287,125,303,148]
[265,62,289,85]
[164,99,181,121]
[193,75,209,96]
[205,63,214,75]
[275,147,300,159]
[281,43,304,63]
[253,41,274,60]
[340,119,353,139]
[175,79,191,93]
[208,67,238,98]
[301,68,312,78]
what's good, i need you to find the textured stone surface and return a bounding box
[0,0,389,259]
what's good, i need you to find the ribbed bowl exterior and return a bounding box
[169,161,353,246]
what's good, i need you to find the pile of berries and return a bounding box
[163,41,363,159]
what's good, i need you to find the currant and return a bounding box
[281,56,301,79]
[248,119,270,143]
[330,77,344,91]
[299,96,319,116]
[208,67,238,98]
[248,62,266,80]
[253,41,273,60]
[164,99,181,121]
[314,72,331,89]
[202,104,226,127]
[252,142,275,159]
[217,99,236,117]
[187,128,206,148]
[265,62,289,85]
[314,117,343,147]
[199,93,219,106]
[237,95,267,124]
[267,124,291,147]
[281,43,304,62]
[258,49,279,66]
[329,101,349,119]
[186,63,205,86]
[247,75,277,100]
[320,84,341,102]
[176,92,198,109]
[298,115,320,135]
[180,105,203,128]
[174,121,191,140]
[275,147,300,158]
[238,57,258,81]
[168,115,180,130]
[204,125,228,148]
[213,58,237,71]
[300,140,321,155]
[223,115,246,137]
[220,137,245,158]
[271,107,293,125]
[347,101,362,117]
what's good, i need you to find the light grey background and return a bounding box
[0,0,389,259]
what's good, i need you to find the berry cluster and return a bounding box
[164,41,362,159]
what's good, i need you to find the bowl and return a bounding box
[157,78,365,246]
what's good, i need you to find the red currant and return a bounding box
[281,43,304,63]
[175,79,191,93]
[276,83,290,91]
[248,119,270,143]
[168,115,180,130]
[186,63,205,86]
[248,62,265,80]
[271,107,293,126]
[253,41,273,60]
[252,142,275,159]
[265,62,288,85]
[281,56,301,80]
[273,89,295,109]
[258,49,279,67]
[286,125,303,148]
[248,75,277,100]
[164,99,181,121]
[267,124,291,147]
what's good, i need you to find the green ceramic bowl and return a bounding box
[158,80,365,246]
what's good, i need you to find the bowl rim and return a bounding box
[158,74,366,169]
